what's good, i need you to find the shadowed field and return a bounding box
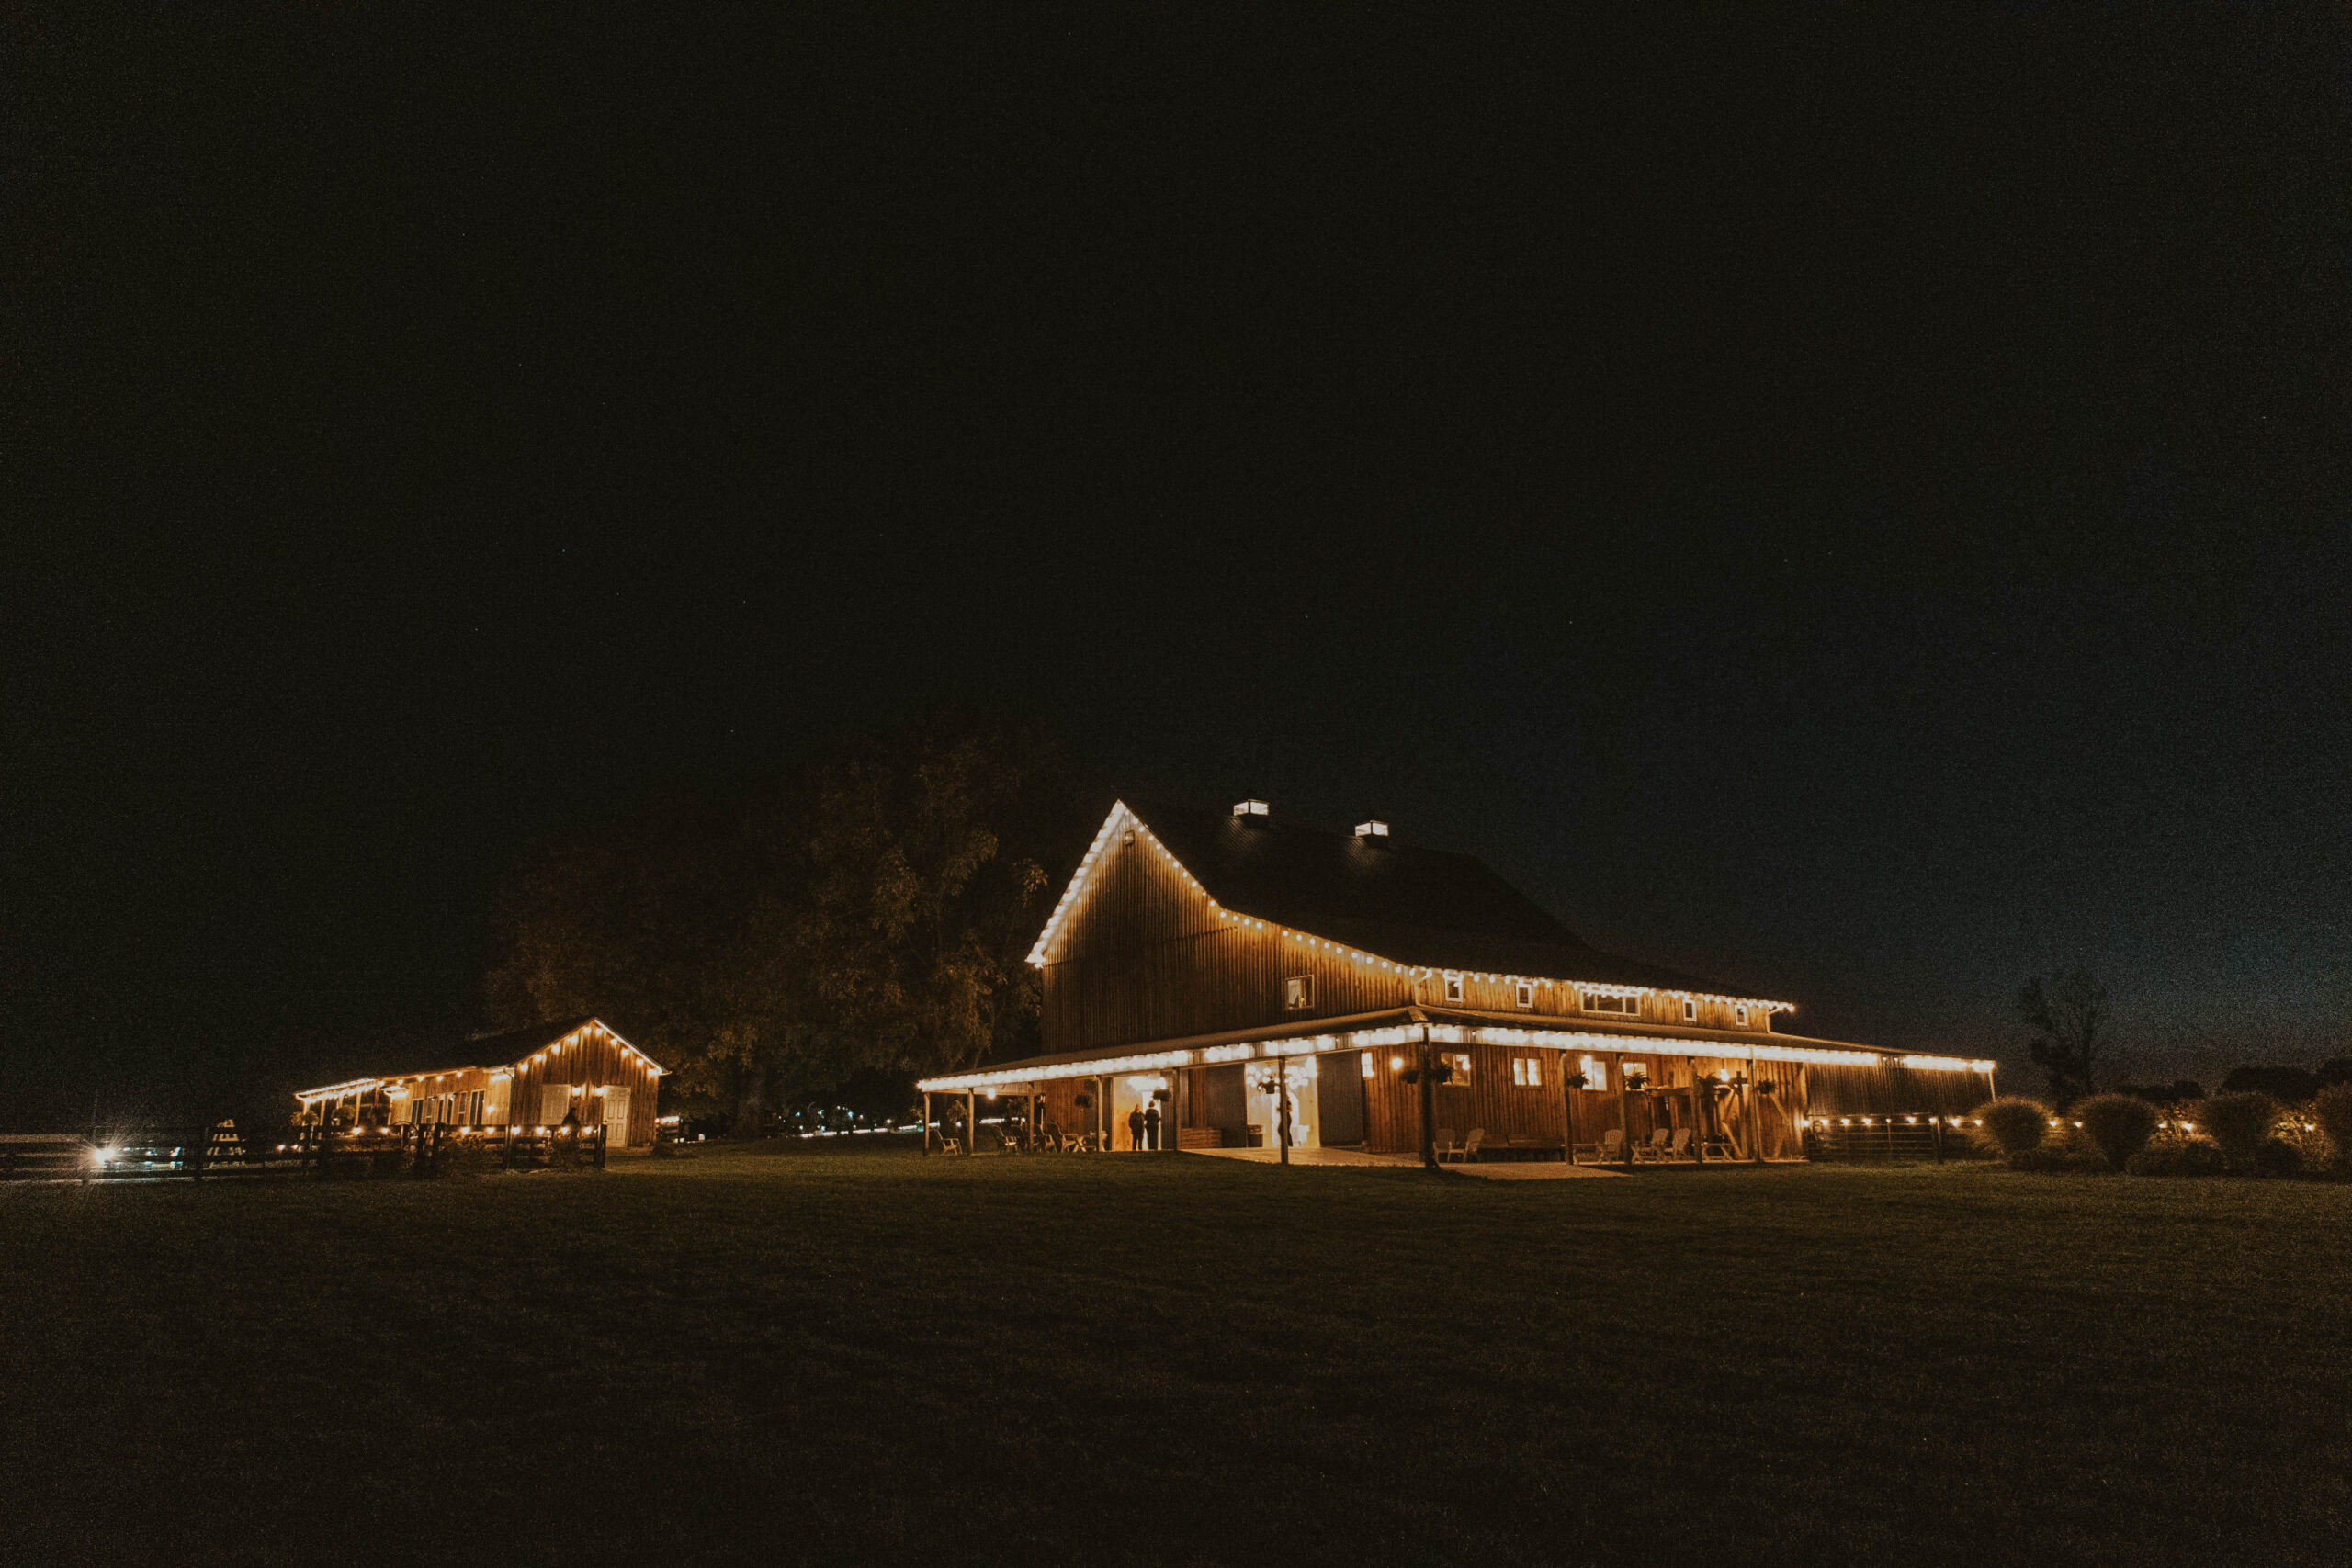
[6,1145,2345,1566]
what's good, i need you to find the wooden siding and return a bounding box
[1040,827,1413,1054]
[1804,1063,1995,1119]
[372,1022,662,1147]
[1404,971,1778,1034]
[1362,1043,1824,1157]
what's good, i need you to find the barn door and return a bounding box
[603,1088,632,1146]
[1316,1058,1365,1146]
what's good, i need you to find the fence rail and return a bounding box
[0,1125,612,1183]
[1802,1115,1974,1164]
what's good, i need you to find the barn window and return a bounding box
[1511,1056,1543,1087]
[1584,991,1638,1017]
[1360,1052,1374,1079]
[1514,981,1534,1010]
[1447,1052,1472,1078]
[1578,1055,1608,1090]
[1442,973,1464,1003]
[1283,975,1314,1011]
[1683,998,1698,1021]
[1735,1004,1750,1027]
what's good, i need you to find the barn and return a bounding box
[918,799,1995,1163]
[294,1017,664,1148]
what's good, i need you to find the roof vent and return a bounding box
[1232,799,1269,817]
[1353,820,1389,838]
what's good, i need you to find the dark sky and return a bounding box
[7,6,2348,1123]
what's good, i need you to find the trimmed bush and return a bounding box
[1979,1097,2054,1156]
[2314,1083,2352,1166]
[2202,1090,2277,1173]
[2125,1142,2227,1178]
[2254,1137,2303,1179]
[2075,1092,2159,1171]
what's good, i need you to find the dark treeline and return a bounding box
[481,714,1102,1130]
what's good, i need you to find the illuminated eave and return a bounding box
[1023,802,1798,1019]
[293,1020,666,1102]
[917,1026,1995,1094]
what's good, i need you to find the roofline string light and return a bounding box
[1023,802,1800,1018]
[916,1026,1995,1095]
[293,1019,664,1101]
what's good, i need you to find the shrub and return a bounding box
[2125,1142,2227,1178]
[2314,1083,2352,1165]
[2075,1092,2159,1170]
[2202,1090,2278,1172]
[2254,1137,2303,1179]
[1979,1097,2054,1156]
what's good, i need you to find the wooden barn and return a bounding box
[294,1017,664,1148]
[918,799,1995,1163]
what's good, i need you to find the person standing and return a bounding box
[1144,1098,1163,1151]
[1127,1104,1146,1151]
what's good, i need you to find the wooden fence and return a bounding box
[0,1125,612,1183]
[1802,1114,1978,1164]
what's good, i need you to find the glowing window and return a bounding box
[1447,1052,1472,1078]
[1360,1051,1374,1079]
[1577,1055,1608,1090]
[1584,992,1638,1017]
[1510,1056,1543,1088]
[1443,973,1464,1003]
[1283,975,1314,1011]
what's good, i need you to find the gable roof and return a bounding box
[1034,797,1779,1005]
[296,1016,660,1099]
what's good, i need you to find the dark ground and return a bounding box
[5,1144,2345,1566]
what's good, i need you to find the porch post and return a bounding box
[922,1092,933,1155]
[1690,1056,1707,1164]
[1274,1056,1292,1166]
[1418,1028,1438,1170]
[1615,1053,1634,1168]
[965,1091,977,1156]
[1563,1056,1578,1165]
[1747,1044,1763,1163]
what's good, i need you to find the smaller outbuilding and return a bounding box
[295,1017,663,1148]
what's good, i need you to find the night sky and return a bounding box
[8,7,2347,1125]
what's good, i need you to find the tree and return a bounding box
[2017,968,2112,1106]
[784,716,1076,1079]
[482,786,800,1129]
[481,714,1077,1132]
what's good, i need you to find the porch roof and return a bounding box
[916,1010,1994,1093]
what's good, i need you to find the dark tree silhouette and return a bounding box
[2017,967,2112,1106]
[483,714,1077,1130]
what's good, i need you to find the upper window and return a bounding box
[1583,992,1639,1018]
[1735,1004,1750,1027]
[1442,973,1464,1003]
[1232,798,1269,817]
[1514,980,1534,1010]
[1353,820,1390,838]
[1683,998,1698,1022]
[1283,975,1314,1011]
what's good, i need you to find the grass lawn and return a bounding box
[6,1145,2346,1567]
